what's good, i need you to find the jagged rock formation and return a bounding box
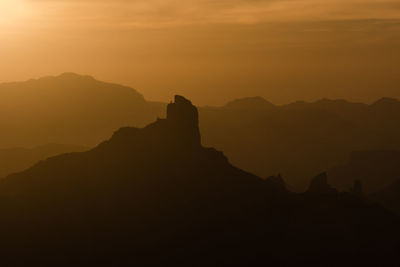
[350,180,364,197]
[109,95,201,150]
[4,73,400,191]
[307,172,338,194]
[0,96,398,266]
[200,97,400,191]
[329,150,400,194]
[166,95,201,146]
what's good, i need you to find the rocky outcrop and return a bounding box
[328,150,400,194]
[108,95,201,151]
[166,95,201,146]
[349,180,364,197]
[307,172,337,194]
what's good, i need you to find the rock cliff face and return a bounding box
[107,95,201,152]
[166,95,201,147]
[350,180,364,197]
[307,172,337,194]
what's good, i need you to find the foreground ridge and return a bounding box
[0,96,398,266]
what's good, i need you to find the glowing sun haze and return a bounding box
[1,0,400,104]
[0,0,27,25]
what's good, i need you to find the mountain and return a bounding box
[0,96,398,266]
[328,150,400,194]
[371,179,400,215]
[370,97,400,111]
[0,144,87,178]
[199,96,400,190]
[224,96,275,109]
[2,74,400,190]
[0,73,164,148]
[306,172,337,194]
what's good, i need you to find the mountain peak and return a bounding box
[109,95,201,150]
[371,97,400,108]
[163,95,202,147]
[33,72,96,83]
[57,72,95,81]
[164,95,201,146]
[167,95,198,125]
[307,172,337,194]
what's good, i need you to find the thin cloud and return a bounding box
[22,0,400,29]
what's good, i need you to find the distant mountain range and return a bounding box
[0,73,164,148]
[329,150,400,194]
[200,96,400,189]
[2,73,400,189]
[0,96,398,266]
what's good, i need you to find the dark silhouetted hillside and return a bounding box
[328,150,400,194]
[371,179,400,215]
[0,144,87,178]
[0,96,398,266]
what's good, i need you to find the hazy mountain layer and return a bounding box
[200,97,400,189]
[0,73,164,148]
[2,74,400,190]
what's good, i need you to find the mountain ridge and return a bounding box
[0,143,87,179]
[0,95,398,265]
[2,73,400,190]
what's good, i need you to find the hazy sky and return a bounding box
[1,0,399,104]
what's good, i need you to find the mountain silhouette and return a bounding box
[0,73,164,148]
[306,172,337,194]
[0,144,87,178]
[0,96,398,266]
[350,179,364,197]
[224,96,275,109]
[328,150,400,193]
[3,74,400,192]
[200,96,400,189]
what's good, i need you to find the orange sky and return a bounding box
[1,0,400,105]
